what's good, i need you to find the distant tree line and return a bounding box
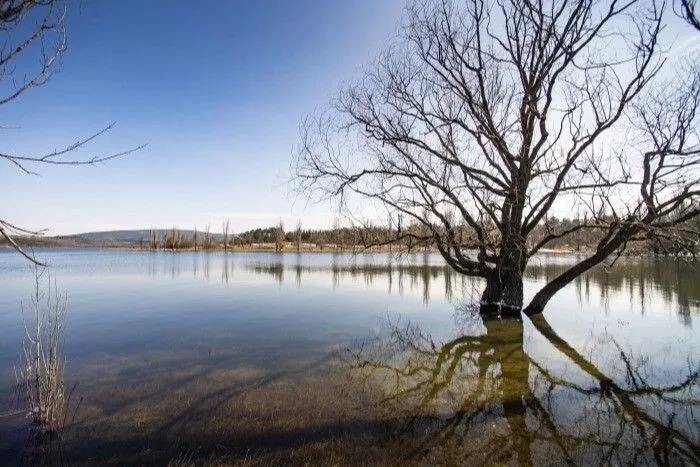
[135,208,699,256]
[2,211,697,256]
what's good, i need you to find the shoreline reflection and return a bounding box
[142,253,700,325]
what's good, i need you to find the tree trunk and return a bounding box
[480,272,524,317]
[480,231,526,317]
[480,272,503,316]
[500,270,524,318]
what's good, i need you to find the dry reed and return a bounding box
[15,265,77,436]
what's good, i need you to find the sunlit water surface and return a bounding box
[0,249,698,464]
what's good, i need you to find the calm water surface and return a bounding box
[0,249,698,464]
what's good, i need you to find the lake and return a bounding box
[0,249,698,465]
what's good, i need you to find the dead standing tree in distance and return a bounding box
[222,219,230,251]
[275,220,285,252]
[203,224,213,250]
[0,0,145,265]
[294,0,700,316]
[149,229,158,250]
[295,220,303,252]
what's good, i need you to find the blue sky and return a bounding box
[2,0,404,235]
[2,1,698,236]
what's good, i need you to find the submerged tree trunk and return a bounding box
[500,272,524,318]
[479,275,525,317]
[479,272,525,317]
[499,236,526,316]
[480,233,526,317]
[480,272,503,316]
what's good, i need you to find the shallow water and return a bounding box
[0,249,698,464]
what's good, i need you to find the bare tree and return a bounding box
[295,0,700,315]
[203,224,212,250]
[169,226,177,250]
[1,1,145,264]
[149,229,158,250]
[222,219,230,251]
[275,220,285,252]
[295,219,302,252]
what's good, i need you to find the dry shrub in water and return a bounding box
[15,265,76,435]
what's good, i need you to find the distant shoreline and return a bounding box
[0,242,613,256]
[6,239,694,258]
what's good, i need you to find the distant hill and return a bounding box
[1,228,231,249]
[71,230,149,243]
[70,229,224,244]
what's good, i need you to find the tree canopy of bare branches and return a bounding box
[1,0,145,265]
[294,0,700,315]
[679,0,700,29]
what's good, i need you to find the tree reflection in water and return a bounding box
[346,308,699,465]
